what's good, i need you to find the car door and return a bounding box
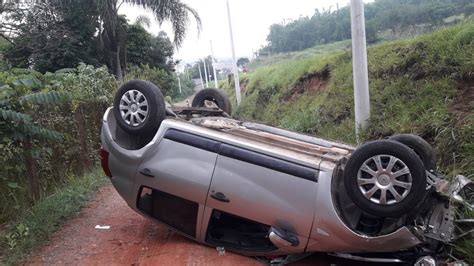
[202,144,319,253]
[133,129,219,240]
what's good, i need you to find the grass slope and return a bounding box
[222,21,473,178]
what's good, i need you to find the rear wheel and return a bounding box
[113,80,165,136]
[192,88,232,114]
[389,134,436,171]
[344,140,427,217]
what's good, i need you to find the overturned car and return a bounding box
[100,80,473,264]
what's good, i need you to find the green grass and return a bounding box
[248,40,351,70]
[0,168,107,265]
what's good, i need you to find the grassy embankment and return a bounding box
[222,21,473,178]
[0,169,107,265]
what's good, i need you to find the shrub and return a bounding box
[0,64,116,223]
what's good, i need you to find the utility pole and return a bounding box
[177,74,182,94]
[197,61,204,90]
[203,58,209,88]
[210,40,219,88]
[350,0,370,141]
[206,59,212,85]
[226,0,241,105]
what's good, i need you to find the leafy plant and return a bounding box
[0,64,116,223]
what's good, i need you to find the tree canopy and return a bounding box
[261,0,473,54]
[0,0,201,78]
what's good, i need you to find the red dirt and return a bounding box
[25,185,377,266]
[450,78,474,124]
[26,185,259,266]
[283,66,331,102]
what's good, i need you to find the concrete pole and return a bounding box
[177,74,182,94]
[226,0,241,105]
[210,40,219,88]
[197,62,204,90]
[206,59,212,84]
[203,58,210,88]
[350,0,370,140]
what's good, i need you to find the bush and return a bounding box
[124,65,194,102]
[0,64,116,224]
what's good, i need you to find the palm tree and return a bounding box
[32,0,201,79]
[96,0,201,79]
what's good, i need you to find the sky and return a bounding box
[120,0,368,63]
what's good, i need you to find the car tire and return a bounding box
[343,140,427,218]
[389,134,436,171]
[192,88,232,114]
[113,80,166,136]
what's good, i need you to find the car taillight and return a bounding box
[99,146,112,178]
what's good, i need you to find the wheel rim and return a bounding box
[357,155,412,205]
[119,90,148,127]
[202,97,218,108]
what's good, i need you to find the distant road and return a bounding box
[174,78,203,107]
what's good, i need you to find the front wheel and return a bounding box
[343,140,427,218]
[191,88,232,114]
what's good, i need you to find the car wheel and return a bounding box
[192,88,232,114]
[113,80,166,136]
[389,134,436,171]
[343,140,427,218]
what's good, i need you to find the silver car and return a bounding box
[100,80,473,265]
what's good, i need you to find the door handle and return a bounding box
[139,168,154,178]
[211,192,230,203]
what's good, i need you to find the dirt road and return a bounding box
[27,185,261,266]
[26,184,385,266]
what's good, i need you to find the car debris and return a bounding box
[94,225,111,230]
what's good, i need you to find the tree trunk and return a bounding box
[23,138,39,199]
[101,0,124,80]
[75,105,92,173]
[114,44,123,80]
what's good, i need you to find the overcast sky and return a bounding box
[120,0,372,63]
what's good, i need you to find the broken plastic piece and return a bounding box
[95,225,111,230]
[216,246,225,256]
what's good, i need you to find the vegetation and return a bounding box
[0,0,198,245]
[124,65,194,102]
[0,0,199,79]
[237,57,250,67]
[188,56,218,82]
[0,0,472,263]
[0,0,192,263]
[261,0,474,54]
[0,65,116,221]
[0,169,107,265]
